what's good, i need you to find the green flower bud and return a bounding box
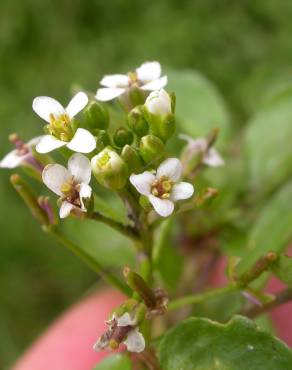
[94,130,111,152]
[91,147,128,190]
[127,105,149,137]
[113,127,134,147]
[139,195,151,211]
[139,135,164,163]
[121,145,143,174]
[84,101,109,130]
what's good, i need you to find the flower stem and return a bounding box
[168,284,237,311]
[89,212,139,241]
[45,226,131,296]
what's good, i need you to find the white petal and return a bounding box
[171,182,194,201]
[136,61,161,82]
[66,128,96,153]
[141,76,168,91]
[59,201,75,218]
[68,153,91,184]
[32,96,65,123]
[96,88,126,102]
[145,89,171,115]
[130,171,155,196]
[124,328,145,353]
[157,158,182,182]
[117,312,136,327]
[36,135,66,153]
[148,195,174,217]
[27,135,45,147]
[100,74,129,88]
[79,183,92,210]
[66,92,88,119]
[203,148,225,167]
[42,164,72,196]
[0,150,25,168]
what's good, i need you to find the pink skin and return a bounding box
[12,260,292,370]
[12,289,124,370]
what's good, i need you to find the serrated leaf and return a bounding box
[238,180,292,273]
[271,254,292,286]
[159,315,292,370]
[167,69,231,146]
[244,91,292,194]
[93,354,132,370]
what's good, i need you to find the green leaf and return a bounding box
[271,254,292,286]
[238,180,292,273]
[244,91,292,194]
[159,315,292,370]
[93,354,132,370]
[167,69,231,146]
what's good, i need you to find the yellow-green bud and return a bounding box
[113,127,134,147]
[84,101,109,130]
[121,145,143,174]
[127,105,149,137]
[91,147,128,190]
[139,135,164,163]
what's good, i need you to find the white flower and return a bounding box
[32,92,96,154]
[145,88,172,116]
[0,135,43,169]
[93,312,145,353]
[179,134,225,167]
[96,61,167,102]
[130,158,194,217]
[42,153,92,218]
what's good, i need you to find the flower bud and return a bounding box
[84,101,109,130]
[121,145,143,174]
[95,130,111,152]
[113,127,134,147]
[139,135,164,163]
[144,89,175,142]
[91,147,128,190]
[127,106,149,137]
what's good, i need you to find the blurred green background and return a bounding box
[1,0,292,367]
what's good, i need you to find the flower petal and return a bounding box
[96,87,126,102]
[145,89,171,115]
[0,150,25,168]
[59,201,75,219]
[130,171,155,196]
[27,135,45,147]
[68,153,91,184]
[100,74,129,88]
[66,92,88,119]
[42,164,71,196]
[79,183,92,210]
[66,128,96,153]
[171,182,194,201]
[36,135,66,153]
[204,148,225,167]
[157,158,182,182]
[117,312,136,327]
[148,195,174,217]
[124,328,145,353]
[136,61,161,82]
[32,96,65,123]
[141,76,168,91]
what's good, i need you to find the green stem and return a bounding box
[89,212,139,241]
[46,226,131,297]
[168,284,237,311]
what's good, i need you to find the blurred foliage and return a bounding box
[1,0,292,368]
